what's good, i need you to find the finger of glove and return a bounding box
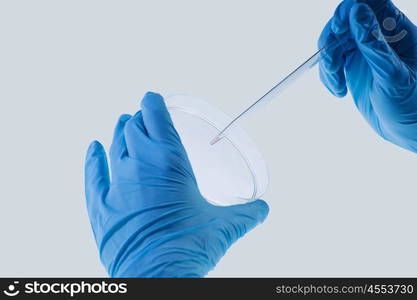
[318,22,348,97]
[357,0,391,11]
[141,92,179,144]
[124,111,150,159]
[331,0,357,35]
[85,141,110,222]
[329,0,392,34]
[109,114,132,162]
[350,3,410,86]
[332,0,391,35]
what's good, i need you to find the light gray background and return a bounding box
[1,0,416,277]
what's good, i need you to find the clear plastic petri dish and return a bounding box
[165,94,269,206]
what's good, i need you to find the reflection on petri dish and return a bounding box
[165,95,269,206]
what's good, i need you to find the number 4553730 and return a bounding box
[367,284,414,295]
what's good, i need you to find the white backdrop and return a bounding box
[0,0,416,277]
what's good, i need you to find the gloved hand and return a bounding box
[318,0,417,153]
[84,92,269,277]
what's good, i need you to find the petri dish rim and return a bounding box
[166,94,269,204]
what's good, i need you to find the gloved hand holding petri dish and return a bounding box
[85,92,269,277]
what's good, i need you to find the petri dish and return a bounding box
[165,95,269,206]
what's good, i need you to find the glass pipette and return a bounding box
[210,46,327,146]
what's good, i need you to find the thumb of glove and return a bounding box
[221,199,269,241]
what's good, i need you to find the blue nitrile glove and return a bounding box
[318,0,417,152]
[84,92,269,278]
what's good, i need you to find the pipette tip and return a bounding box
[210,134,224,146]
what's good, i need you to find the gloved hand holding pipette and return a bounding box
[319,0,417,153]
[84,92,269,278]
[211,0,417,148]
